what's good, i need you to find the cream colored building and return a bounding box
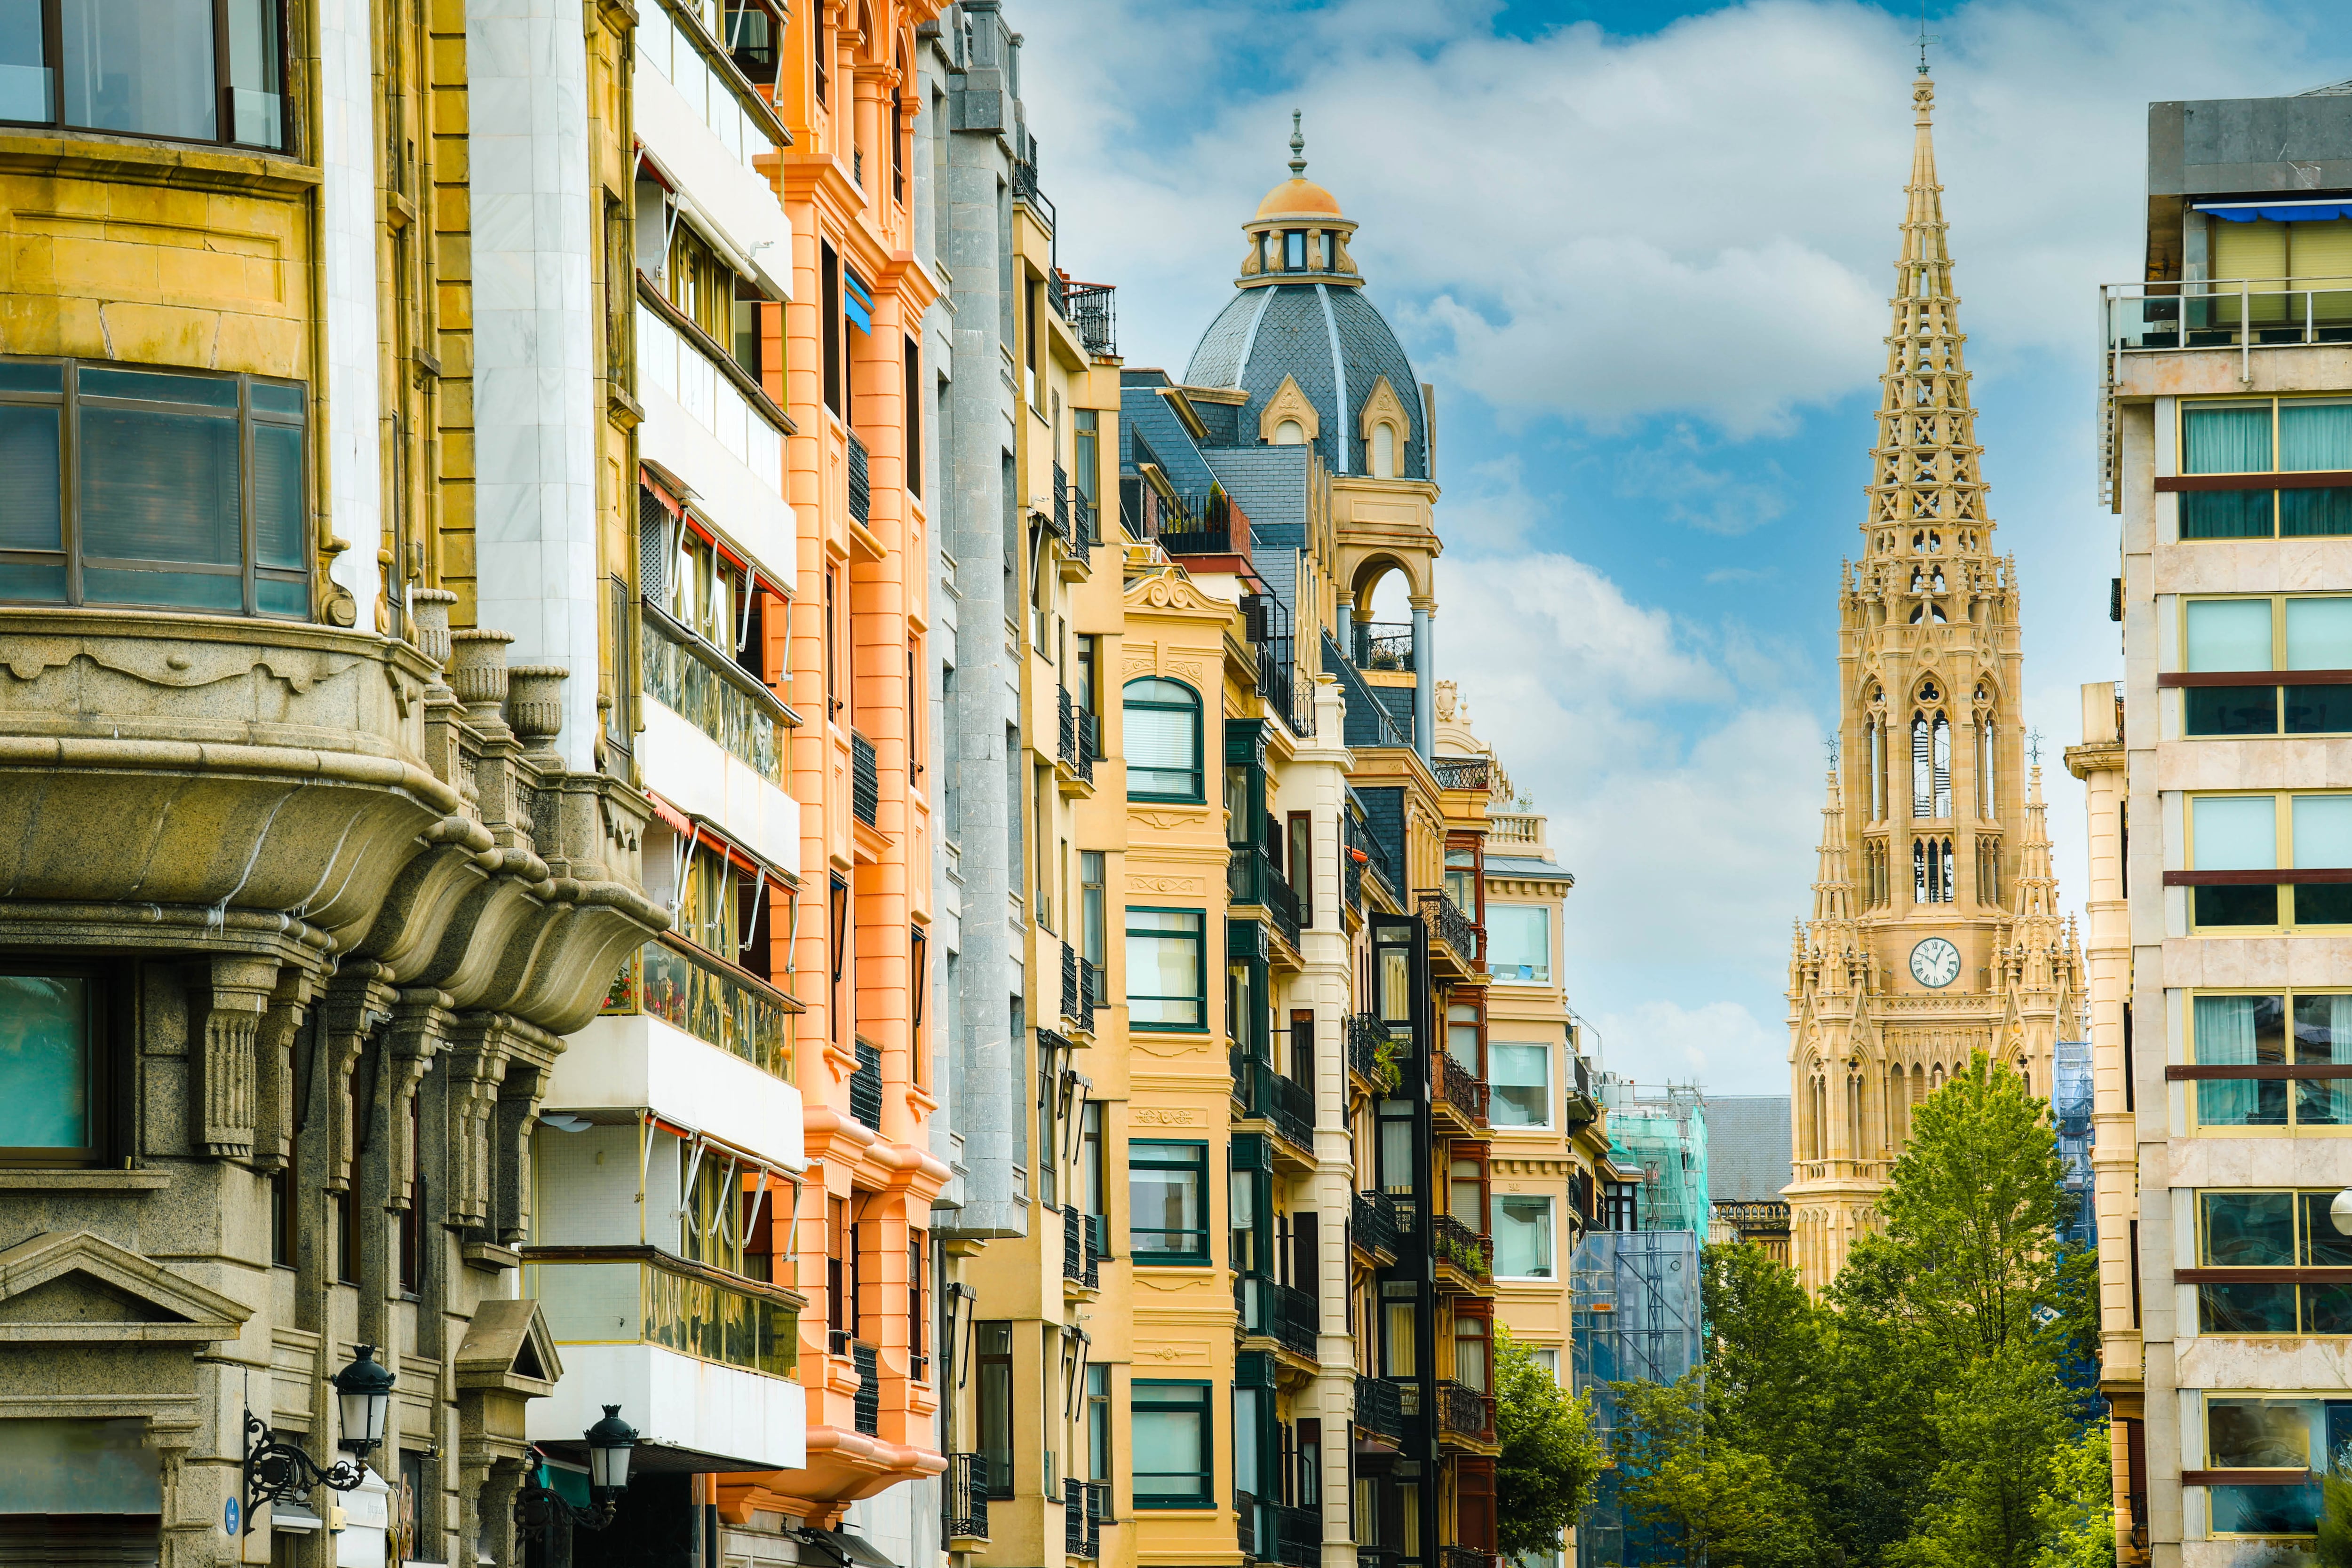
[1784,72,2082,1293]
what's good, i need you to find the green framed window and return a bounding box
[0,359,309,617]
[1128,1140,1208,1265]
[2181,595,2352,736]
[2183,794,2352,932]
[1131,1379,1212,1508]
[2178,397,2352,540]
[1124,678,1203,801]
[2187,992,2352,1130]
[1126,907,1207,1031]
[0,972,102,1166]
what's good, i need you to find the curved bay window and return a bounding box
[1124,678,1203,801]
[0,0,287,149]
[0,360,308,617]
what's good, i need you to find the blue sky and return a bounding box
[1010,0,2352,1093]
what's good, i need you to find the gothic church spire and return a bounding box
[1867,75,1991,551]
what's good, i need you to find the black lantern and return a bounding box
[515,1407,640,1540]
[241,1346,393,1535]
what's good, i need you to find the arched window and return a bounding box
[1911,708,1950,818]
[1273,419,1304,446]
[1124,678,1203,801]
[1371,421,1396,477]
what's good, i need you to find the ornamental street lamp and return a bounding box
[241,1345,395,1535]
[514,1406,641,1540]
[2332,1188,2352,1235]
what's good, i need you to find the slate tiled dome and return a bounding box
[1184,282,1426,483]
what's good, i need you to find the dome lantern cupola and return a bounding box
[1239,112,1361,287]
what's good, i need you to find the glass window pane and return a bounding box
[2287,598,2352,670]
[1494,1196,1554,1279]
[2193,796,2278,870]
[2212,1484,2320,1536]
[2202,1191,2296,1265]
[81,565,240,610]
[0,404,62,552]
[2281,486,2352,536]
[79,406,239,566]
[0,976,90,1150]
[77,365,238,408]
[0,360,61,394]
[2294,797,2352,869]
[1485,905,1550,982]
[2209,1398,2318,1468]
[224,0,281,148]
[2193,994,2287,1126]
[0,562,68,601]
[2285,685,2352,734]
[0,0,48,123]
[250,382,303,417]
[59,0,216,141]
[2200,1283,2296,1334]
[2182,490,2275,539]
[2194,884,2280,928]
[2302,1193,2352,1265]
[2185,404,2275,474]
[2187,599,2275,672]
[254,575,306,618]
[1489,1044,1549,1127]
[2185,687,2277,736]
[252,421,302,570]
[2278,399,2352,471]
[2305,1283,2352,1333]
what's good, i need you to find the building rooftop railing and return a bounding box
[1064,280,1117,357]
[1353,620,1414,673]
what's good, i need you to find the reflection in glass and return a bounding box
[60,0,216,141]
[2193,994,2287,1125]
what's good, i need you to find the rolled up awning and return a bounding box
[2196,198,2352,223]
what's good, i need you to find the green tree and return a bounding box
[1611,1372,1809,1568]
[1492,1324,1604,1558]
[1892,1348,2074,1568]
[2032,1419,2116,1568]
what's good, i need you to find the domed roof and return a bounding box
[1255,177,1343,220]
[1183,281,1426,483]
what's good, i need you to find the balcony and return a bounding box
[1434,1050,1490,1132]
[1347,1012,1401,1093]
[853,1341,880,1435]
[1418,890,1481,972]
[570,934,804,1164]
[1159,490,1253,565]
[1273,1281,1318,1360]
[1352,1190,1399,1261]
[1061,1205,1100,1292]
[1234,1055,1315,1154]
[1353,620,1415,673]
[1064,1478,1105,1560]
[1229,840,1303,950]
[850,1038,884,1129]
[635,301,792,589]
[1433,757,1492,793]
[1430,1213,1493,1286]
[944,1454,990,1546]
[1060,942,1097,1038]
[1065,281,1118,357]
[1057,687,1097,790]
[1440,1548,1497,1568]
[1435,1380,1496,1446]
[1354,1374,1405,1445]
[848,428,872,530]
[1347,810,1400,909]
[851,729,880,826]
[525,1246,806,1471]
[1272,1502,1321,1568]
[639,608,799,860]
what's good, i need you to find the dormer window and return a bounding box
[1273,420,1305,446]
[1371,421,1396,477]
[1284,230,1306,270]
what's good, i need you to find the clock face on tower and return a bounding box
[1909,937,1962,989]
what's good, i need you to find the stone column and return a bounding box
[1410,599,1433,760]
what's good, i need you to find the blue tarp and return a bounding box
[845,268,875,333]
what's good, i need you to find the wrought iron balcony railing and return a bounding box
[851,730,880,825]
[1053,462,1072,540]
[1064,1478,1101,1559]
[1273,1502,1321,1568]
[1417,889,1479,963]
[850,1038,884,1128]
[852,1341,881,1435]
[1273,1280,1317,1358]
[1352,1189,1398,1259]
[1435,1049,1490,1128]
[1065,281,1117,356]
[1354,1373,1405,1444]
[847,428,871,529]
[1431,1212,1493,1282]
[1433,757,1492,793]
[944,1453,990,1543]
[1346,1012,1399,1091]
[1354,620,1415,672]
[1435,1380,1494,1443]
[1229,840,1302,949]
[1234,1055,1314,1151]
[1061,1204,1098,1289]
[1440,1546,1497,1568]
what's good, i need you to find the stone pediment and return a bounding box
[0,1230,248,1344]
[455,1297,563,1396]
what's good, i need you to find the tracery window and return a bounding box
[1914,835,1954,904]
[1911,701,1951,819]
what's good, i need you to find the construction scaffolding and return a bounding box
[2052,1040,2093,1249]
[1571,1229,1703,1567]
[1597,1078,1709,1236]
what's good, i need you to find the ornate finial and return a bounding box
[2027,728,2045,767]
[1824,734,1840,769]
[1288,111,1306,178]
[1916,0,1939,75]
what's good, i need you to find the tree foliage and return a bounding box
[1493,1323,1605,1558]
[1601,1052,2108,1568]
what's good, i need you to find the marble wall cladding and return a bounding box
[465,0,601,771]
[319,0,384,627]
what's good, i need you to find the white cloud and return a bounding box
[1614,426,1791,536]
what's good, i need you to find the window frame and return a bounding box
[0,357,312,618]
[1124,906,1208,1034]
[0,966,108,1168]
[976,1319,1015,1499]
[1487,1041,1554,1130]
[2177,592,2352,737]
[1484,903,1552,985]
[0,0,293,153]
[1130,1378,1214,1510]
[2183,989,2352,1134]
[1128,1139,1210,1267]
[2182,791,2352,933]
[1122,677,1206,803]
[2193,1188,2352,1336]
[2197,1392,2347,1540]
[1493,1194,1557,1281]
[2174,395,2352,541]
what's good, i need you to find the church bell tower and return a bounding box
[1783,72,2083,1293]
